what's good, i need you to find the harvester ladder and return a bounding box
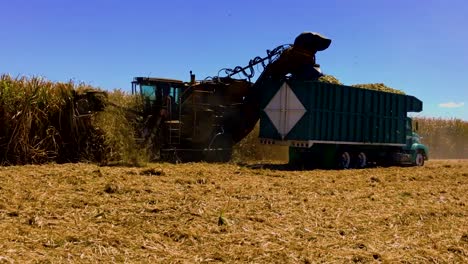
[165,95,182,146]
[166,120,181,146]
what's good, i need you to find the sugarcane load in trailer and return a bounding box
[131,32,428,167]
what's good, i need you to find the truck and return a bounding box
[258,79,428,168]
[131,32,428,168]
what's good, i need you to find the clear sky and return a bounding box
[1,0,467,120]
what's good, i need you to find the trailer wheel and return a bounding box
[414,152,425,166]
[355,152,367,168]
[337,151,351,169]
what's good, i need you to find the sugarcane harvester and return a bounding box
[131,32,326,161]
[132,32,428,167]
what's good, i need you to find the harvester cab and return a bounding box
[131,77,186,158]
[131,77,184,120]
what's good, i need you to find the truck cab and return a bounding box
[404,118,429,166]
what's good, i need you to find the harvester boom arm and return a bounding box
[220,32,332,143]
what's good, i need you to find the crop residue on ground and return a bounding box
[0,160,467,262]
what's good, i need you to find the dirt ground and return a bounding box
[0,160,467,263]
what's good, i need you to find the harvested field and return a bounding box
[0,160,467,263]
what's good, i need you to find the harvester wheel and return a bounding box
[204,133,233,163]
[218,149,233,162]
[204,149,232,163]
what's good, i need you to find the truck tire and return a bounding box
[337,151,351,169]
[413,152,425,166]
[354,152,367,168]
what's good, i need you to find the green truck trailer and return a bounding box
[258,78,429,168]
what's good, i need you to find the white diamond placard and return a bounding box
[264,82,306,139]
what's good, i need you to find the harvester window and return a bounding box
[141,85,156,101]
[169,86,180,103]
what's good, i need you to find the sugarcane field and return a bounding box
[2,1,468,262]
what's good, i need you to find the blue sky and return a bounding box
[1,0,467,120]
